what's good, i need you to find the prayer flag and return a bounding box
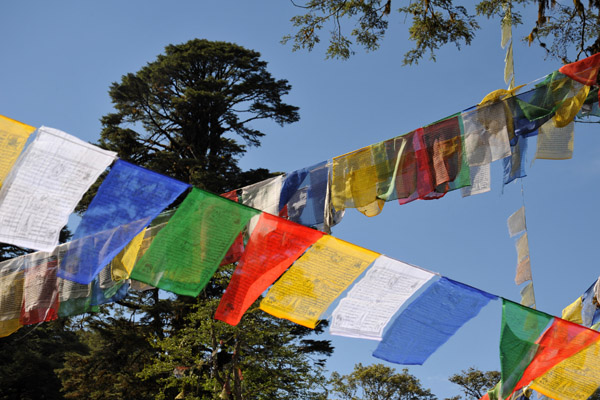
[59,160,190,284]
[260,235,379,328]
[503,137,528,185]
[0,126,116,251]
[373,277,496,365]
[20,253,59,325]
[131,188,260,296]
[330,256,435,340]
[0,257,24,337]
[515,257,532,285]
[219,190,245,266]
[530,340,600,400]
[0,115,36,187]
[279,161,331,228]
[515,233,529,262]
[462,102,511,167]
[332,138,405,217]
[520,282,536,308]
[215,213,324,326]
[559,52,600,86]
[494,300,552,400]
[461,164,491,197]
[535,120,574,160]
[240,175,284,233]
[507,207,526,237]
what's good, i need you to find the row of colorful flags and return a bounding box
[0,53,599,399]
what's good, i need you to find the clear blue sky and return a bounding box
[2,1,599,398]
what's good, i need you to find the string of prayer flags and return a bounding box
[372,277,497,365]
[260,235,380,329]
[330,256,436,340]
[215,212,324,326]
[0,126,117,252]
[0,115,36,187]
[529,339,600,400]
[534,120,575,160]
[131,188,260,296]
[58,160,190,284]
[0,258,24,337]
[492,300,553,400]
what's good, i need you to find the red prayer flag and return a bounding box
[511,317,600,396]
[559,52,600,86]
[20,256,59,325]
[215,212,324,326]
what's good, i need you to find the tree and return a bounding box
[0,320,85,400]
[60,39,333,400]
[283,0,600,65]
[447,367,500,400]
[138,267,332,400]
[329,363,437,400]
[98,38,299,193]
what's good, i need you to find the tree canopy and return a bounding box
[284,0,600,65]
[447,367,500,400]
[99,38,300,193]
[330,363,437,400]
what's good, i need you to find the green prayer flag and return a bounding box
[497,299,552,399]
[131,188,260,296]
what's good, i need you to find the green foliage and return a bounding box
[447,367,500,400]
[98,38,299,194]
[0,320,85,400]
[285,1,600,64]
[138,267,333,400]
[329,362,437,400]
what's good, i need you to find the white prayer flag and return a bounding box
[461,164,491,197]
[0,127,116,251]
[330,255,435,340]
[507,206,527,237]
[240,174,284,233]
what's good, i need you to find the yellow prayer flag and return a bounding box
[0,115,36,187]
[111,228,147,282]
[553,84,590,128]
[260,235,380,328]
[561,297,584,325]
[530,340,600,400]
[0,268,24,337]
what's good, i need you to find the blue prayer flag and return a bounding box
[58,160,190,284]
[373,277,497,365]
